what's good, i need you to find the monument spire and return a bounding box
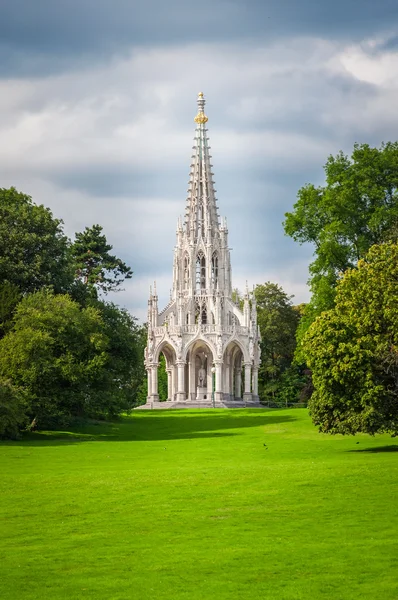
[142,93,261,409]
[184,93,220,241]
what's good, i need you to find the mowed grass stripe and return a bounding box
[0,408,397,600]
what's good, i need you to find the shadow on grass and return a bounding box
[6,410,297,446]
[348,445,398,453]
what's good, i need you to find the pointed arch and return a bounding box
[154,340,177,365]
[211,251,219,287]
[223,337,250,364]
[183,335,217,363]
[196,251,206,291]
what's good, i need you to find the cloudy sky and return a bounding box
[1,0,398,320]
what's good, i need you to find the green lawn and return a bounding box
[1,408,397,600]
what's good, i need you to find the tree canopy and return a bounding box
[284,142,398,334]
[71,224,133,294]
[0,187,72,294]
[254,282,301,402]
[304,242,398,436]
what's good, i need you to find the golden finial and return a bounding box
[194,92,208,124]
[194,112,208,124]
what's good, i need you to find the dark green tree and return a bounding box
[90,300,146,409]
[0,379,28,439]
[0,281,22,339]
[254,282,300,403]
[0,290,110,427]
[0,187,72,294]
[71,225,133,294]
[304,242,398,436]
[284,142,398,347]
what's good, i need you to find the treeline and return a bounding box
[284,142,398,436]
[0,188,146,438]
[239,282,311,408]
[233,142,398,438]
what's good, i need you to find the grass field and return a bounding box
[1,408,397,600]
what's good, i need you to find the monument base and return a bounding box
[196,386,208,400]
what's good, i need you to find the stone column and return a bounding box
[171,365,176,401]
[229,364,234,401]
[215,361,223,402]
[252,366,259,401]
[147,368,152,403]
[207,361,213,395]
[235,367,242,399]
[243,362,252,402]
[189,359,196,401]
[166,369,172,401]
[224,362,230,398]
[150,364,159,402]
[176,361,186,402]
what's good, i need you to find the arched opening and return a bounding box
[195,299,208,324]
[150,342,177,402]
[158,354,168,400]
[196,252,206,291]
[211,252,218,287]
[185,340,214,401]
[223,341,244,401]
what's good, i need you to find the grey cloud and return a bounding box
[1,0,398,76]
[2,35,398,319]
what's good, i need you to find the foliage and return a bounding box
[71,224,133,294]
[0,379,28,439]
[0,290,111,426]
[0,281,22,339]
[158,354,168,401]
[284,142,398,343]
[0,291,147,428]
[254,282,300,402]
[90,300,146,409]
[277,365,308,406]
[304,242,398,436]
[0,187,72,294]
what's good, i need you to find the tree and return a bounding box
[0,187,72,294]
[0,290,110,427]
[0,281,22,339]
[284,142,398,342]
[0,379,28,439]
[71,225,133,294]
[304,242,398,436]
[254,282,300,403]
[90,300,146,410]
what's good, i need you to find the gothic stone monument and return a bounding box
[142,93,261,408]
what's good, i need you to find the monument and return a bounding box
[142,93,261,408]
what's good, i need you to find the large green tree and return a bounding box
[284,142,398,342]
[304,242,398,436]
[0,187,72,294]
[90,300,146,410]
[71,224,133,295]
[254,282,300,402]
[0,290,111,427]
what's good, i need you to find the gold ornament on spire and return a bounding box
[194,112,208,124]
[194,91,208,124]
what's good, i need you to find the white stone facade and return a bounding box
[143,93,261,407]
